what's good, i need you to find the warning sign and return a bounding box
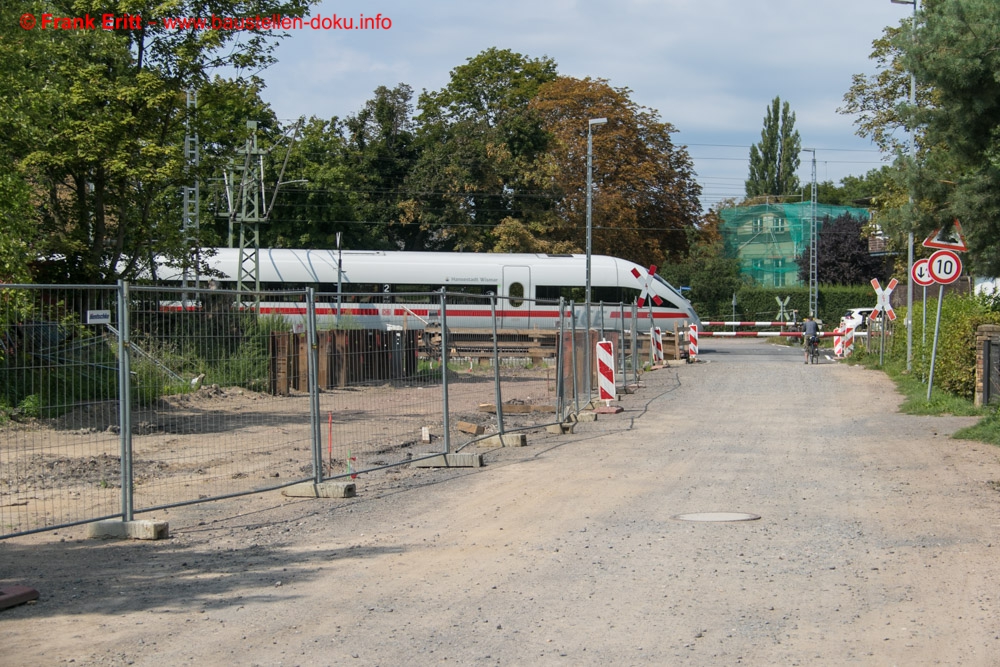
[922,219,968,252]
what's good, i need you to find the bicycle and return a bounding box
[807,335,819,364]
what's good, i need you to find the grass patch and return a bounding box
[844,350,1000,446]
[846,352,983,416]
[953,412,1000,445]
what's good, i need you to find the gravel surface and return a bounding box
[3,337,1000,665]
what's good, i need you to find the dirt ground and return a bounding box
[3,337,1000,665]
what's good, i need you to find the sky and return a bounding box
[249,0,912,211]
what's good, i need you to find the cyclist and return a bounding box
[802,314,820,364]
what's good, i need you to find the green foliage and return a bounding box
[659,241,743,319]
[403,48,558,252]
[883,0,1000,275]
[746,97,801,198]
[953,406,1000,446]
[704,284,876,326]
[0,1,315,283]
[893,293,1000,400]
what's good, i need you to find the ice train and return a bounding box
[159,248,700,332]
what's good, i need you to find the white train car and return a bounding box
[162,248,700,332]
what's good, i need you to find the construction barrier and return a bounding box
[688,323,698,360]
[652,327,664,363]
[596,340,615,404]
[834,330,844,358]
[844,326,855,357]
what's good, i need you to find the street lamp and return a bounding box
[585,117,607,404]
[891,0,918,372]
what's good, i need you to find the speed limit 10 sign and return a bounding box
[927,249,963,284]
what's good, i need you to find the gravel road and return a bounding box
[3,337,1000,665]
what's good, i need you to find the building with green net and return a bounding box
[718,202,871,287]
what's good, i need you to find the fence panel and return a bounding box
[125,285,318,512]
[0,285,123,536]
[314,291,445,478]
[1,283,642,539]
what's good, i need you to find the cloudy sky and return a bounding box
[251,0,911,210]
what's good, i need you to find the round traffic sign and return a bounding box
[927,249,963,284]
[911,258,934,287]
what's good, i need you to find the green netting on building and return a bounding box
[718,202,871,287]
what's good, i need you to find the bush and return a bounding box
[902,293,1000,399]
[702,284,875,326]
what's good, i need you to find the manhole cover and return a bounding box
[673,512,761,522]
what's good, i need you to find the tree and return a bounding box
[0,0,314,283]
[746,97,801,198]
[796,213,887,285]
[658,217,743,319]
[898,0,1000,274]
[401,48,558,251]
[0,170,36,283]
[794,167,896,207]
[529,77,703,268]
[342,84,422,250]
[260,116,362,249]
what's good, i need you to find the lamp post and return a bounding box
[336,231,343,327]
[892,0,918,372]
[585,117,607,404]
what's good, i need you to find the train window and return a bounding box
[592,286,622,303]
[389,284,434,304]
[535,285,584,304]
[440,284,498,305]
[509,282,525,308]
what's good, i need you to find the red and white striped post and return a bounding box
[844,325,855,357]
[596,340,615,406]
[834,329,844,358]
[652,327,664,364]
[688,323,698,361]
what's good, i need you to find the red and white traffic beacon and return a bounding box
[593,340,623,414]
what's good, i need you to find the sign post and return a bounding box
[870,278,897,366]
[911,257,933,354]
[926,249,963,400]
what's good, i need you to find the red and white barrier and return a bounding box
[698,331,841,338]
[596,340,616,405]
[843,326,855,357]
[652,327,664,363]
[688,323,698,360]
[703,321,791,327]
[834,330,844,358]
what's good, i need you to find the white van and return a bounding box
[840,307,874,332]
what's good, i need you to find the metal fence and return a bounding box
[0,283,648,538]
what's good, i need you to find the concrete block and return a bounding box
[87,520,169,541]
[282,481,356,498]
[411,453,483,468]
[593,406,624,414]
[576,412,598,422]
[481,433,527,447]
[545,422,575,435]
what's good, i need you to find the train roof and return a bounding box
[161,248,645,285]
